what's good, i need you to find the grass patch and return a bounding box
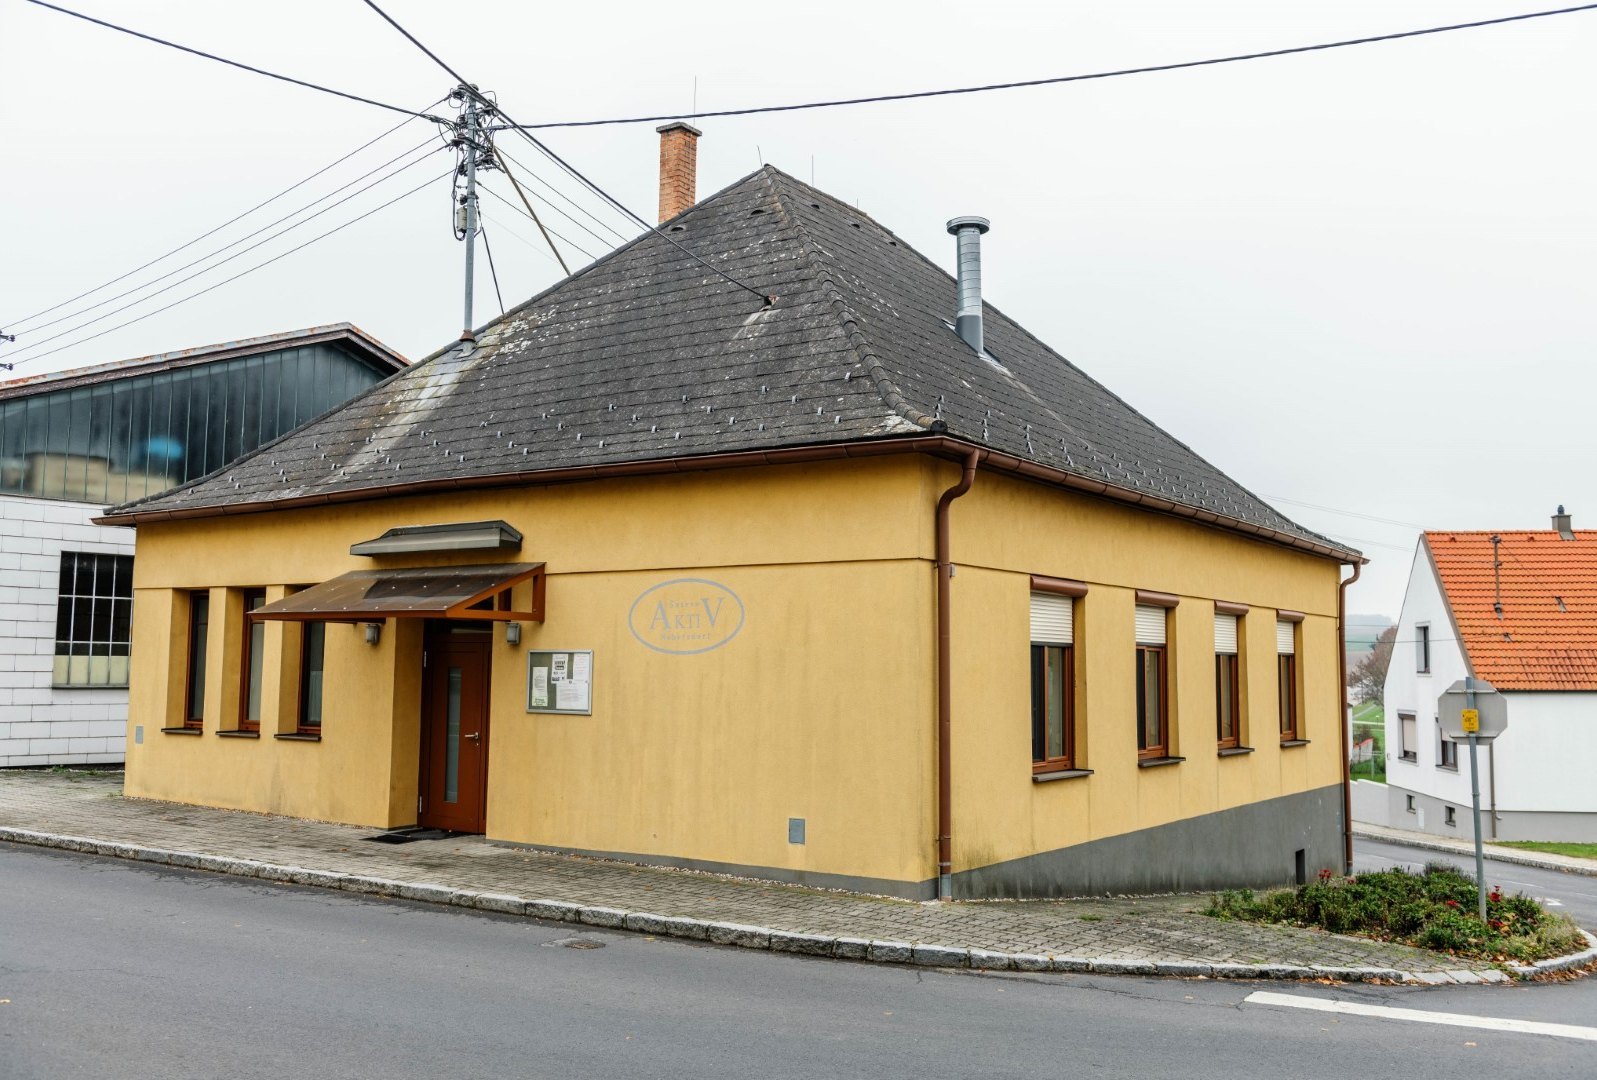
[1206,864,1584,963]
[1496,841,1597,861]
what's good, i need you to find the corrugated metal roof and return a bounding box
[99,167,1350,560]
[1427,529,1597,690]
[0,323,407,402]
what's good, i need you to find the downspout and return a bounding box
[1338,560,1362,874]
[935,448,982,900]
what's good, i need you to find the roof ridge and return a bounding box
[763,171,936,431]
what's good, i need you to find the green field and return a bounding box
[1496,841,1597,862]
[1349,701,1385,782]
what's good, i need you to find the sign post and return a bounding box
[1438,678,1508,923]
[1464,680,1486,922]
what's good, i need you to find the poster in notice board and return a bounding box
[526,649,592,715]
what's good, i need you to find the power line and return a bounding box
[494,146,630,253]
[13,136,440,342]
[358,0,773,305]
[1,102,440,332]
[476,184,595,265]
[479,228,506,316]
[13,170,450,367]
[4,145,448,364]
[498,3,1597,129]
[494,145,632,244]
[1265,495,1428,532]
[491,148,572,273]
[23,1,442,121]
[478,211,566,269]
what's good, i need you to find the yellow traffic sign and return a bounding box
[1461,708,1480,733]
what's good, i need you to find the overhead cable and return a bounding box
[16,136,440,339]
[358,0,775,304]
[491,148,571,274]
[13,170,451,367]
[496,145,633,244]
[5,149,449,363]
[497,3,1597,129]
[477,184,595,265]
[22,1,442,120]
[1,102,440,332]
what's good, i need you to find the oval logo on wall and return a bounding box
[628,578,745,655]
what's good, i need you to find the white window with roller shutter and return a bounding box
[1215,611,1241,749]
[1030,592,1077,771]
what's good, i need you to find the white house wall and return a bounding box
[1489,691,1597,840]
[0,493,133,765]
[1378,543,1486,835]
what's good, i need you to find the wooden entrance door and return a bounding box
[419,628,491,833]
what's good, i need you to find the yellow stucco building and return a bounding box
[105,158,1362,899]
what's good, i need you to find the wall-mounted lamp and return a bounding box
[505,621,522,646]
[363,621,383,646]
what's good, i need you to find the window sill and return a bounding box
[274,732,322,742]
[1436,764,1458,772]
[1217,746,1255,757]
[216,730,260,739]
[1137,756,1185,769]
[1279,739,1311,748]
[160,727,203,736]
[1399,754,1418,763]
[1033,768,1094,783]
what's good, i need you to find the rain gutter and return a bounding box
[94,437,1366,566]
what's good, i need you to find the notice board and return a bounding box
[527,649,593,715]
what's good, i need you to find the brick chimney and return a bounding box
[656,121,702,223]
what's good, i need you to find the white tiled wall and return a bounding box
[0,494,134,766]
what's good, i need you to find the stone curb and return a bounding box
[0,826,1570,985]
[1352,828,1597,879]
[1503,931,1597,980]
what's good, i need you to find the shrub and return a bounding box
[1202,866,1583,963]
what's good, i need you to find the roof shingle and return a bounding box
[101,167,1350,560]
[1427,530,1597,691]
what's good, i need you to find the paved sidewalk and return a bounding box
[0,768,1580,983]
[1356,822,1597,877]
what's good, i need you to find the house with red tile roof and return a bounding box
[1372,507,1597,842]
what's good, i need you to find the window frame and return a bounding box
[1416,623,1431,674]
[1276,652,1299,741]
[52,551,135,689]
[297,619,326,734]
[1031,643,1076,773]
[1398,711,1418,761]
[1136,643,1169,760]
[1438,724,1458,770]
[237,589,267,732]
[1216,652,1241,750]
[183,590,210,730]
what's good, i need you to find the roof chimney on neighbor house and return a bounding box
[946,216,990,354]
[1554,504,1575,540]
[656,121,702,223]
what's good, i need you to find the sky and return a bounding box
[2,0,1592,618]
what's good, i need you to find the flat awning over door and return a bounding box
[251,563,545,622]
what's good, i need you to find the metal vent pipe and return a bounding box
[946,216,990,353]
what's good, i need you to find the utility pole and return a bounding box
[451,86,494,342]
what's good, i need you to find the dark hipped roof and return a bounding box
[0,323,406,402]
[100,167,1354,562]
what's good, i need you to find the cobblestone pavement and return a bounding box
[0,768,1450,973]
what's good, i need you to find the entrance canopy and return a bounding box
[252,563,544,623]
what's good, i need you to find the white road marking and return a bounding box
[1244,991,1597,1043]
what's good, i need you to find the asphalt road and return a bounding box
[3,843,1595,1079]
[1354,836,1597,930]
